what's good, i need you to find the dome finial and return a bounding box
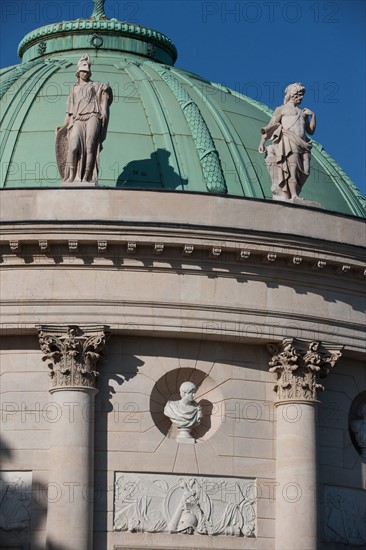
[91,0,108,20]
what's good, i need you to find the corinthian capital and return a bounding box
[267,339,343,402]
[38,325,109,389]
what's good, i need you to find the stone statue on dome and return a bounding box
[258,82,316,202]
[164,381,202,443]
[56,53,113,184]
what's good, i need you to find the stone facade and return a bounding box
[0,190,365,549]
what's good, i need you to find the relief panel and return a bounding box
[0,471,32,531]
[324,485,366,546]
[114,473,256,538]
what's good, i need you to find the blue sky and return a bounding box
[1,0,365,196]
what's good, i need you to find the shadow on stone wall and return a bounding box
[0,436,48,549]
[93,344,142,549]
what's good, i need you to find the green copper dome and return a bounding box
[0,2,365,217]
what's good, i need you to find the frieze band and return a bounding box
[114,473,256,537]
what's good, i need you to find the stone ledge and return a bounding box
[0,236,364,278]
[0,190,365,246]
[0,302,365,356]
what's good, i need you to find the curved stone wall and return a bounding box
[0,190,364,354]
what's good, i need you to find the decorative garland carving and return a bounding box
[38,325,109,389]
[90,33,104,48]
[147,43,156,58]
[267,339,343,402]
[37,41,47,56]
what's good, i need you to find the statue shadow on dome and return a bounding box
[116,149,188,190]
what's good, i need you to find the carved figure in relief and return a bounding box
[164,381,202,443]
[351,403,366,459]
[168,478,209,535]
[258,83,316,201]
[325,487,366,545]
[114,473,257,537]
[0,478,30,531]
[114,478,167,533]
[56,54,112,184]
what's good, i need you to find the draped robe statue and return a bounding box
[164,381,202,443]
[258,82,316,201]
[56,53,112,184]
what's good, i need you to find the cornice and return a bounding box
[1,232,364,279]
[17,20,177,63]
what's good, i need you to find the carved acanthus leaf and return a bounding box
[38,325,109,389]
[267,338,343,402]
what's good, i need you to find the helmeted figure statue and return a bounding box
[258,82,316,201]
[168,478,209,534]
[56,53,112,184]
[164,381,202,443]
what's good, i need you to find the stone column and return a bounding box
[38,325,108,550]
[267,339,342,550]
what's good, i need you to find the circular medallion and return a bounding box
[90,34,103,49]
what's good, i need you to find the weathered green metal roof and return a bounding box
[17,20,177,66]
[0,7,365,217]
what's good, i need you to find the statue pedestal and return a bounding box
[61,181,97,187]
[176,427,195,444]
[273,195,322,208]
[292,196,322,208]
